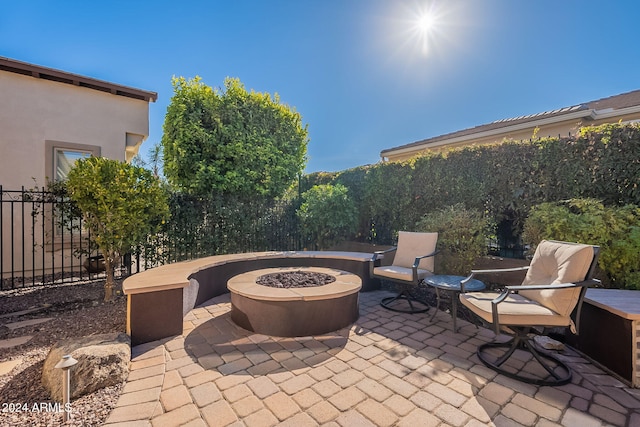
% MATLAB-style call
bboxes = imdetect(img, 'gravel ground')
[0,279,126,426]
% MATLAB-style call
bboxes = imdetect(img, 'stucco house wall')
[0,57,157,282]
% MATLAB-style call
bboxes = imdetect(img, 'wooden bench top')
[584,288,640,321]
[123,251,374,295]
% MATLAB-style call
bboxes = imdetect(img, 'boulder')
[42,333,130,402]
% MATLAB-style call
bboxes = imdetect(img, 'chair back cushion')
[393,231,438,272]
[520,240,594,317]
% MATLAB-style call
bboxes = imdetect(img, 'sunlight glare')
[417,12,436,35]
[415,10,437,55]
[375,0,474,74]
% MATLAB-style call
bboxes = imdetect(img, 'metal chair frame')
[461,242,600,386]
[370,246,437,313]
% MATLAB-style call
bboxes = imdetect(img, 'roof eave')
[381,109,596,159]
[592,104,640,120]
[0,56,158,102]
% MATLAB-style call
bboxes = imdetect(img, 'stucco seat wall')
[123,251,381,345]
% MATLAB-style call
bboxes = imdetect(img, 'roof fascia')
[592,104,640,120]
[381,109,596,158]
[0,56,157,102]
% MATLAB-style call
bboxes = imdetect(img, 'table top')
[423,274,485,292]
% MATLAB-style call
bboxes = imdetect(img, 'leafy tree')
[66,157,169,301]
[297,184,357,249]
[162,76,308,198]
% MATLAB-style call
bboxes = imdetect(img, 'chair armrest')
[461,265,530,292]
[504,279,598,292]
[371,246,397,262]
[464,266,530,280]
[410,250,439,285]
[370,247,397,277]
[412,250,439,269]
[488,278,600,335]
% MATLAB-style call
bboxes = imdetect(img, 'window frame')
[45,140,101,182]
[44,141,101,249]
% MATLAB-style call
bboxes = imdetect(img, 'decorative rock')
[0,358,22,375]
[5,317,53,330]
[42,332,130,402]
[0,335,33,349]
[83,254,106,273]
[534,335,565,350]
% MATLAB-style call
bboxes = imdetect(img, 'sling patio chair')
[459,240,600,386]
[370,231,438,313]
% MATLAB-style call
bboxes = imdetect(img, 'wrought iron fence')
[1,185,526,291]
[0,187,305,290]
[133,194,305,271]
[0,186,106,291]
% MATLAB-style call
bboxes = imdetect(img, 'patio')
[105,290,640,427]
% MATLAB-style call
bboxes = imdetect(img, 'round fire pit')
[228,267,361,337]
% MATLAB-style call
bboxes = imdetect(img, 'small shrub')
[523,198,640,289]
[67,157,169,301]
[297,184,358,250]
[415,203,489,275]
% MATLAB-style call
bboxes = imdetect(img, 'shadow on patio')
[105,290,640,426]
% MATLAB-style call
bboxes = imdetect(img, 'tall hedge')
[311,123,640,246]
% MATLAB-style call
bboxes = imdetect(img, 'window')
[55,149,91,180]
[44,141,101,246]
[45,140,101,182]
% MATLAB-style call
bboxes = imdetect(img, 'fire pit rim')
[227,267,361,302]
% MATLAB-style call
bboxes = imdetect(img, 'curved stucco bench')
[123,251,381,345]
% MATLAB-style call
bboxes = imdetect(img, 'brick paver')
[108,291,640,426]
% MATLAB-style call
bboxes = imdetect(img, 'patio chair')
[459,240,600,386]
[370,231,438,313]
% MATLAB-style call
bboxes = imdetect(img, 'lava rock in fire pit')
[256,270,336,288]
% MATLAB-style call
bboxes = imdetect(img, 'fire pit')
[228,267,361,337]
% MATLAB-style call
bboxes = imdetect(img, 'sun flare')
[416,12,436,35]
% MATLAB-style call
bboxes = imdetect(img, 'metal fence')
[132,194,305,271]
[1,186,526,291]
[0,186,107,290]
[0,187,306,291]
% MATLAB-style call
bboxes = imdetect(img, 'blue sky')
[2,1,639,173]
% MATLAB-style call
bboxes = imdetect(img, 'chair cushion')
[459,291,573,328]
[393,231,438,272]
[373,266,433,282]
[519,240,594,317]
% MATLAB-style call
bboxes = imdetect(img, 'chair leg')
[476,328,572,386]
[380,284,429,314]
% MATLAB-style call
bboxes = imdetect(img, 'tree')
[297,184,358,249]
[66,157,169,301]
[162,76,308,198]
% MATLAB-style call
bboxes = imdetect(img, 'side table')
[423,274,485,332]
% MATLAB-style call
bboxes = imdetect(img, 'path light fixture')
[54,354,78,422]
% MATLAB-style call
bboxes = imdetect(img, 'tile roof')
[381,89,640,156]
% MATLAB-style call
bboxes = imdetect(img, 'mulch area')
[0,280,126,426]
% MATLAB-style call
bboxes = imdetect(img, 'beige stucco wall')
[0,70,151,281]
[0,70,150,188]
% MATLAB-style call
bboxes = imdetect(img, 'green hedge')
[416,204,489,275]
[523,199,640,289]
[304,123,640,285]
[144,123,639,287]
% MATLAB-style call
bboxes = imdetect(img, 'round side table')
[423,274,485,332]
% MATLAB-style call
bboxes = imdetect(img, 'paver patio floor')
[105,290,640,426]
